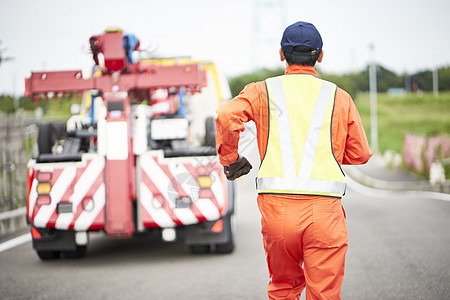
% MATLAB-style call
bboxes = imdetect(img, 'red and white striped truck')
[25,29,234,259]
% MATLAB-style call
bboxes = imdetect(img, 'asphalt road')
[1,150,449,299]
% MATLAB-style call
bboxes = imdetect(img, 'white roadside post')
[369,44,379,153]
[432,56,439,96]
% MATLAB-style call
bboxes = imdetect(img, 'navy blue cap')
[281,21,323,56]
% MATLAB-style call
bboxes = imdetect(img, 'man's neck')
[285,65,318,77]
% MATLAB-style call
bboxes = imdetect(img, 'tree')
[0,95,15,113]
[229,68,284,97]
[19,96,41,111]
[227,64,450,100]
[438,66,450,91]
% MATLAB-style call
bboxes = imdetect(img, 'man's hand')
[224,156,252,181]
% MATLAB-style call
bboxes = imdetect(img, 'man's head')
[280,21,323,66]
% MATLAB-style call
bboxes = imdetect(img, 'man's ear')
[279,48,285,62]
[317,49,324,63]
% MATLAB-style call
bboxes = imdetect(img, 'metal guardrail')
[0,207,28,236]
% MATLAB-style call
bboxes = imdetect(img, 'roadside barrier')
[0,207,27,236]
[403,133,450,181]
[0,113,37,213]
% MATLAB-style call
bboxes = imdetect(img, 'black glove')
[224,156,252,181]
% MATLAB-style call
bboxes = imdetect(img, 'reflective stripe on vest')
[257,75,346,197]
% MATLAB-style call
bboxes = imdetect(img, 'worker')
[89,35,102,66]
[215,21,372,299]
[123,33,140,64]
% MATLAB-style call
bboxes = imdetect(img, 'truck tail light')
[31,227,42,239]
[37,182,52,195]
[211,219,223,233]
[197,176,212,189]
[36,180,52,206]
[36,195,51,206]
[36,171,52,182]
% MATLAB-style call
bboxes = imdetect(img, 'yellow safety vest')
[257,75,346,198]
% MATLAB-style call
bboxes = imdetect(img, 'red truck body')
[25,29,234,259]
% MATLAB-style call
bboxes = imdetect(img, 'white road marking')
[0,233,31,253]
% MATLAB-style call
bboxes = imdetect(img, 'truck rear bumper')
[184,212,234,246]
[32,227,79,252]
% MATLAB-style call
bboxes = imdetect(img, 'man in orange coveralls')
[215,21,372,299]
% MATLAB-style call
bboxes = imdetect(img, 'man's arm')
[215,83,259,166]
[342,95,373,165]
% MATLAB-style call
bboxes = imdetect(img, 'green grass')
[354,92,450,155]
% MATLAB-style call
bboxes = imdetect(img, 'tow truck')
[25,29,234,259]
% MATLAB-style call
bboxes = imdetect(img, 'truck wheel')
[62,246,87,259]
[36,250,60,260]
[215,240,234,253]
[215,214,235,254]
[204,116,216,148]
[190,244,210,254]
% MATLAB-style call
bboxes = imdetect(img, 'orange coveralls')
[216,65,372,299]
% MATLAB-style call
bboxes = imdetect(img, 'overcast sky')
[1,0,449,96]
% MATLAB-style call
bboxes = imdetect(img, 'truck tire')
[36,250,60,260]
[62,246,87,259]
[204,116,216,148]
[215,213,235,254]
[189,244,211,254]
